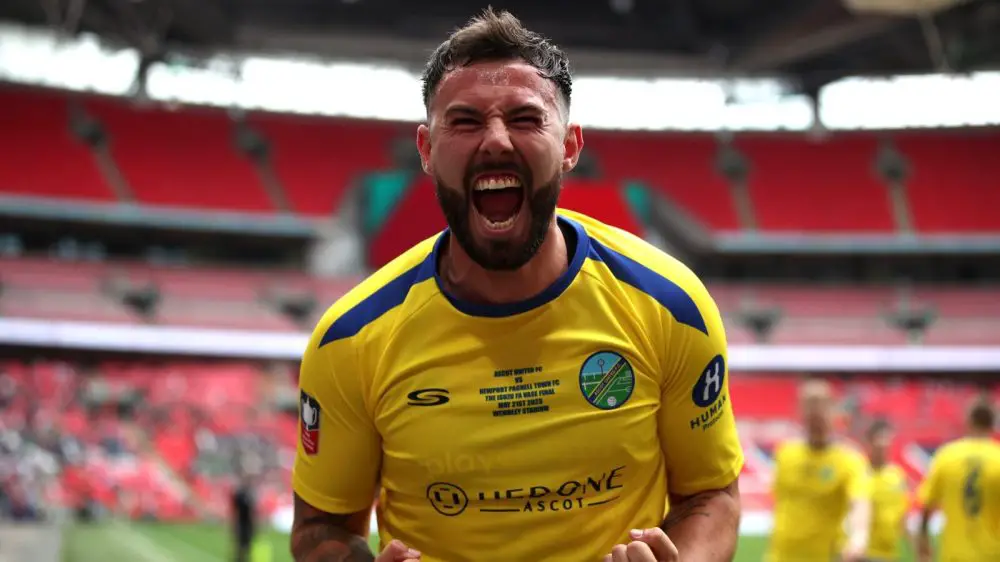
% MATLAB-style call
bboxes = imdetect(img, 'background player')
[916,397,1000,562]
[290,7,743,562]
[231,467,258,562]
[767,379,871,562]
[863,419,911,562]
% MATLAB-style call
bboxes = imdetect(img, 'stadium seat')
[0,88,114,201]
[249,114,405,216]
[367,175,447,269]
[584,133,740,231]
[767,317,908,345]
[897,131,1000,233]
[735,134,895,232]
[559,179,644,237]
[87,99,275,212]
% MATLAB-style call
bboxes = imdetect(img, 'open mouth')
[471,174,525,231]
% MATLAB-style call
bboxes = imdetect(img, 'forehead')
[432,59,559,113]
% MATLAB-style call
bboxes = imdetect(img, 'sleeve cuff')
[668,453,745,497]
[292,477,374,516]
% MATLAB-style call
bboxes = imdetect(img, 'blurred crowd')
[0,359,298,525]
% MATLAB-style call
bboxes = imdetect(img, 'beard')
[434,165,561,272]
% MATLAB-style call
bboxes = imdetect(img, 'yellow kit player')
[289,9,744,562]
[864,419,911,562]
[768,379,871,562]
[917,398,1000,562]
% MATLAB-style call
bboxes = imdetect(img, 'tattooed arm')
[290,493,375,562]
[660,479,741,561]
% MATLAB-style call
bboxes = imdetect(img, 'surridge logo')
[407,388,450,406]
[579,351,635,410]
[426,465,626,516]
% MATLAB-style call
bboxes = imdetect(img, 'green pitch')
[61,522,920,561]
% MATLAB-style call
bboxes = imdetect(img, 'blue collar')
[417,215,590,318]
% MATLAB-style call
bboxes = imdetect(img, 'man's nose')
[479,118,514,157]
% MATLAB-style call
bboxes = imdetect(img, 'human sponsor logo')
[300,390,320,455]
[426,466,626,516]
[692,355,725,408]
[407,388,450,406]
[689,355,728,432]
[689,392,728,431]
[578,351,635,410]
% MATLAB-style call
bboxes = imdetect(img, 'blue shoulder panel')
[587,239,708,335]
[319,255,436,347]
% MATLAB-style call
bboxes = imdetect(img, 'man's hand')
[602,528,679,562]
[839,542,865,562]
[374,540,420,562]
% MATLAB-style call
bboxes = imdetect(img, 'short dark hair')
[421,7,573,112]
[969,398,996,431]
[866,418,891,441]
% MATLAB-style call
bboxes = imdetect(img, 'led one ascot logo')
[427,466,627,515]
[478,465,626,514]
[578,351,635,410]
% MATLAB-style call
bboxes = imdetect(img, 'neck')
[870,458,886,469]
[968,428,992,439]
[807,433,830,450]
[441,218,568,306]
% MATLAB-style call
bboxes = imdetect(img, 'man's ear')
[561,123,584,174]
[416,124,432,175]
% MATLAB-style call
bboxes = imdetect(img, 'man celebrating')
[290,8,743,562]
[767,379,871,562]
[916,397,1000,562]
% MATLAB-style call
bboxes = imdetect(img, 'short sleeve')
[658,282,744,496]
[846,452,872,501]
[291,330,381,514]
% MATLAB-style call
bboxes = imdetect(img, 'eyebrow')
[443,105,481,119]
[443,104,545,119]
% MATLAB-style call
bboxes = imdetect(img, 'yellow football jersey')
[917,437,1000,562]
[867,463,910,560]
[767,440,871,562]
[292,209,744,562]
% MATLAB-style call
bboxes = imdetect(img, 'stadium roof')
[2,0,999,94]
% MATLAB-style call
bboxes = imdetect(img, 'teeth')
[484,210,519,230]
[474,176,521,191]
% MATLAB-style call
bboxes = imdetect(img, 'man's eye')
[451,118,479,126]
[512,117,540,124]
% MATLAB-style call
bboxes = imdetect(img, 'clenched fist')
[375,539,421,562]
[603,528,680,562]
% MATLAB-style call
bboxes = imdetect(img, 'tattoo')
[661,481,739,533]
[291,518,374,562]
[662,493,713,532]
[291,494,374,562]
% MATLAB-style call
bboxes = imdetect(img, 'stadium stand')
[3,88,997,236]
[0,358,294,522]
[3,255,1000,344]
